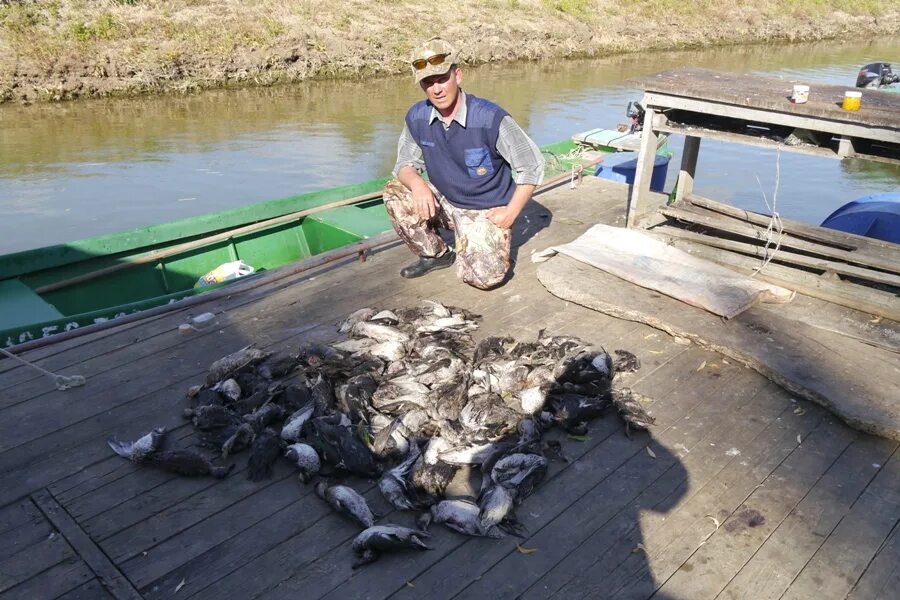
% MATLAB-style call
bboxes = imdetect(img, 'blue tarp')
[820,193,900,244]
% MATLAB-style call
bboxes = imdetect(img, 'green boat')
[0,135,660,350]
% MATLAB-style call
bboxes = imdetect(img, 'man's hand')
[487,205,520,229]
[411,184,437,221]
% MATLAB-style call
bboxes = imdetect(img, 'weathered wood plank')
[654,223,900,289]
[523,377,788,599]
[56,578,116,600]
[101,462,299,564]
[651,418,857,599]
[780,447,900,600]
[535,387,828,599]
[537,255,900,441]
[659,205,900,274]
[658,234,900,323]
[51,425,195,504]
[687,193,899,254]
[0,518,53,564]
[1,555,94,599]
[32,489,142,600]
[718,434,898,599]
[0,525,74,593]
[0,498,42,535]
[847,519,900,600]
[154,483,384,600]
[121,475,313,589]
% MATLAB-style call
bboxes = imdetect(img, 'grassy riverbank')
[1,0,898,104]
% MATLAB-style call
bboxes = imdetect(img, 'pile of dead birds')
[108,301,653,567]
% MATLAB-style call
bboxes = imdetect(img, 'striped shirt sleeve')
[496,116,545,186]
[392,123,425,178]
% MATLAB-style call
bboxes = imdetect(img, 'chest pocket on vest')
[465,146,494,178]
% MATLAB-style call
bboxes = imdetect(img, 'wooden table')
[626,68,900,227]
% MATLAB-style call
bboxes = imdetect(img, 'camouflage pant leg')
[382,179,453,258]
[438,198,511,290]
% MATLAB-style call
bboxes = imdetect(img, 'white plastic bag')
[195,260,255,288]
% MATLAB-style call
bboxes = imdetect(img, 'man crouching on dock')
[383,37,545,290]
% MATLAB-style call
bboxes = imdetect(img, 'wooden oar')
[34,190,383,294]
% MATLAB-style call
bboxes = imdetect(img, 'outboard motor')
[856,62,900,89]
[626,101,646,133]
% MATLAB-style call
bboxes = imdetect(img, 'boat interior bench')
[0,279,64,333]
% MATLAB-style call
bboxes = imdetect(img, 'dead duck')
[378,444,421,511]
[306,416,381,478]
[206,346,270,386]
[280,401,315,443]
[549,392,609,435]
[491,452,548,501]
[611,387,655,435]
[107,427,167,462]
[351,525,431,568]
[425,499,504,538]
[613,349,641,374]
[315,481,376,528]
[285,443,320,483]
[143,449,234,478]
[247,428,282,482]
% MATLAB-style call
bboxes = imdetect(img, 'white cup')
[791,84,809,104]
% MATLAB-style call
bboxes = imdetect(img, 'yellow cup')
[842,90,862,111]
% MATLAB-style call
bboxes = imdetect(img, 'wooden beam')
[32,489,142,600]
[652,225,900,288]
[653,234,900,321]
[686,194,859,250]
[643,92,900,145]
[626,106,660,228]
[674,135,701,204]
[659,205,900,274]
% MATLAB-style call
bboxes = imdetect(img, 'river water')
[1,37,898,254]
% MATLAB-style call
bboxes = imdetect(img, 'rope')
[750,150,784,277]
[0,346,86,390]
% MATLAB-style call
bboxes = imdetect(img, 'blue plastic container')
[820,192,900,243]
[596,153,670,192]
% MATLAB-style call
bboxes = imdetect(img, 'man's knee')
[382,179,411,205]
[461,265,508,290]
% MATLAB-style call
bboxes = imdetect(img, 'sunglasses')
[412,53,450,71]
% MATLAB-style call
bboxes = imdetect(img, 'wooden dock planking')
[1,556,96,599]
[780,446,900,600]
[590,394,833,599]
[521,368,783,599]
[0,177,898,599]
[847,516,900,600]
[717,434,898,599]
[645,417,858,599]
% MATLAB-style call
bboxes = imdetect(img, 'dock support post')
[674,135,700,205]
[837,136,855,158]
[626,106,660,228]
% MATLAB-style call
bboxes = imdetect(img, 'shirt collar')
[429,90,467,128]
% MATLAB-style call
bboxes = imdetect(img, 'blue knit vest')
[405,94,515,210]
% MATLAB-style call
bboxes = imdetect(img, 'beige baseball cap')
[410,37,457,84]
